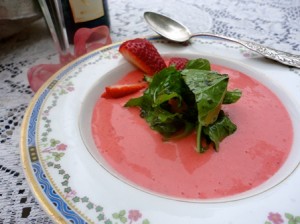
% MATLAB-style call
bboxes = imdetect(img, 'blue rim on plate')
[20,36,300,224]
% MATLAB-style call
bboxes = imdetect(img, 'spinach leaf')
[182,70,229,125]
[125,67,197,138]
[185,58,211,70]
[144,75,153,83]
[203,111,237,151]
[182,69,229,152]
[125,58,241,153]
[223,89,242,104]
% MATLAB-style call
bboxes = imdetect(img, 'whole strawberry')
[119,38,166,75]
[168,57,188,70]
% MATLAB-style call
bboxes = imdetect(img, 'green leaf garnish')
[223,89,242,104]
[203,111,237,151]
[185,58,211,70]
[125,58,241,153]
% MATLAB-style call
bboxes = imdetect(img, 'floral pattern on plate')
[21,37,300,224]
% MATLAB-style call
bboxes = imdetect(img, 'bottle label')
[69,0,104,23]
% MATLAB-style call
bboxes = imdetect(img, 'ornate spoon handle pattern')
[192,33,300,68]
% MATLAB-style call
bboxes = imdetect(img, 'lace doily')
[0,0,299,223]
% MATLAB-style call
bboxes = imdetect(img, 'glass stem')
[38,0,70,57]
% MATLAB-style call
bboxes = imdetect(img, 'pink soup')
[91,64,293,199]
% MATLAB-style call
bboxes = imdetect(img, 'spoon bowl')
[144,11,300,68]
[144,11,191,42]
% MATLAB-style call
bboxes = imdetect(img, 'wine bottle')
[61,0,110,44]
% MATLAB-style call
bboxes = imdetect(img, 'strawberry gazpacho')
[91,39,293,199]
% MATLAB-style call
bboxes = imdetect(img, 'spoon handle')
[192,33,300,68]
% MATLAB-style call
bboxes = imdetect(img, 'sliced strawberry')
[119,38,166,75]
[101,82,147,98]
[168,57,188,70]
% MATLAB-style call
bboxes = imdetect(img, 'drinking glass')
[38,0,72,62]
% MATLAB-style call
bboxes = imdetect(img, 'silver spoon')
[144,11,300,68]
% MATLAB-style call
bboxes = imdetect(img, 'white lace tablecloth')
[0,0,299,223]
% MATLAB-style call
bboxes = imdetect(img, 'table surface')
[0,0,299,223]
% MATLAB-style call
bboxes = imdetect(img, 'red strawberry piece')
[119,38,166,75]
[101,82,147,98]
[168,98,187,113]
[168,57,188,70]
